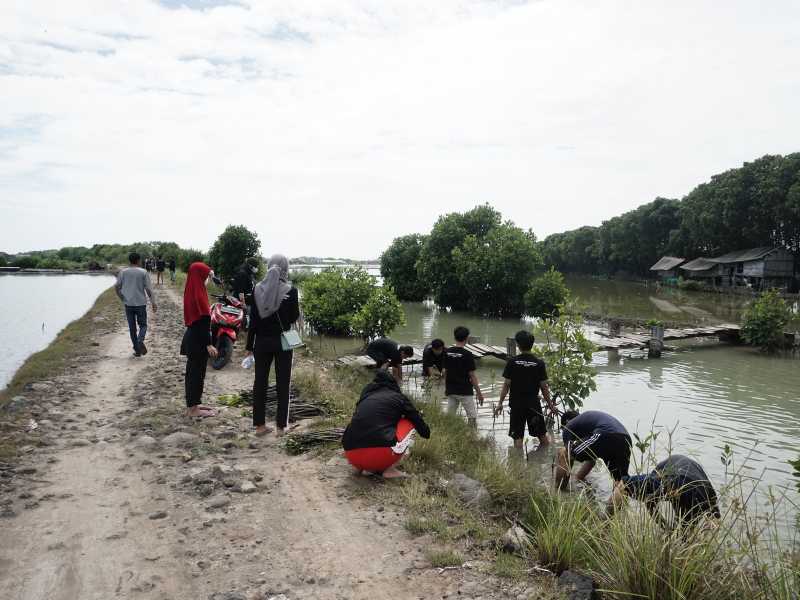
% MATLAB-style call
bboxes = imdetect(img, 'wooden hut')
[679,258,720,281]
[649,256,686,281]
[708,247,795,290]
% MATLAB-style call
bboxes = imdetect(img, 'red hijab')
[184,262,211,326]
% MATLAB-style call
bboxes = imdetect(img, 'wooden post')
[506,337,517,358]
[648,325,664,358]
[608,319,621,338]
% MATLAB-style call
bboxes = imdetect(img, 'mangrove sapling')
[284,428,345,455]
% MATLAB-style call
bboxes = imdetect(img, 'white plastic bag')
[241,355,254,370]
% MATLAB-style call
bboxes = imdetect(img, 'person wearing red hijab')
[181,262,219,417]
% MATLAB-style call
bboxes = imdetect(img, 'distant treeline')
[540,153,800,277]
[0,242,206,271]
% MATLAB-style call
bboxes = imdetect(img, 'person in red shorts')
[342,369,431,478]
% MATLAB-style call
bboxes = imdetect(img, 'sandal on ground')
[254,426,274,437]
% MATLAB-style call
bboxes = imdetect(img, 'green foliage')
[11,255,39,269]
[302,267,404,337]
[677,279,704,291]
[178,248,207,271]
[417,204,501,310]
[525,268,569,318]
[452,223,542,316]
[288,270,313,287]
[534,306,596,411]
[0,255,6,267]
[380,233,429,301]
[351,285,406,339]
[741,289,792,352]
[644,318,663,328]
[790,456,800,493]
[207,225,261,284]
[541,153,800,276]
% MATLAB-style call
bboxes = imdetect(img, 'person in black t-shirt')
[422,338,445,377]
[155,256,166,285]
[366,338,414,382]
[610,454,721,526]
[494,330,555,450]
[555,410,632,490]
[442,326,484,428]
[168,258,177,283]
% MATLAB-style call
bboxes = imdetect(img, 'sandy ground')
[0,285,548,600]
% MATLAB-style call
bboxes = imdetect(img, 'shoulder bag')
[276,311,304,351]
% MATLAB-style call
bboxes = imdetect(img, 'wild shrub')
[741,289,792,352]
[525,268,569,319]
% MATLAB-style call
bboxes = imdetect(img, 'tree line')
[540,153,800,277]
[380,205,568,317]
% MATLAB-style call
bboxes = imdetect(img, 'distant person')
[442,326,484,428]
[555,410,632,489]
[610,454,721,526]
[155,256,166,285]
[494,330,555,450]
[366,338,414,382]
[180,262,219,418]
[168,257,177,283]
[342,369,431,479]
[245,254,299,436]
[115,252,157,357]
[231,257,259,328]
[422,338,445,377]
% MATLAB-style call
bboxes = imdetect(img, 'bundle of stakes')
[284,428,345,455]
[235,387,330,423]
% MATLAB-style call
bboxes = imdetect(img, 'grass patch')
[492,553,528,580]
[0,284,118,408]
[405,515,448,537]
[425,547,465,568]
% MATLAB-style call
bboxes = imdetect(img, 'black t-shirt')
[443,346,476,396]
[168,260,176,271]
[562,410,628,446]
[366,338,402,367]
[156,259,165,271]
[502,352,547,408]
[422,345,444,375]
[231,267,255,300]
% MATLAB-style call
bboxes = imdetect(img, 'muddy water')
[387,295,800,529]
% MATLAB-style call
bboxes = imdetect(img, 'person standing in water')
[246,254,299,436]
[115,252,157,357]
[180,262,219,417]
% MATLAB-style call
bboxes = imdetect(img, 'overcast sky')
[2,1,799,259]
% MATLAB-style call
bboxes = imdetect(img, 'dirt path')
[0,285,538,600]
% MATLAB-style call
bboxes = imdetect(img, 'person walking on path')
[180,262,219,418]
[342,370,431,478]
[494,330,555,451]
[441,326,484,428]
[156,256,166,285]
[245,254,300,437]
[115,252,157,357]
[168,257,177,283]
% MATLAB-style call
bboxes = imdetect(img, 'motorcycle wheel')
[212,335,233,370]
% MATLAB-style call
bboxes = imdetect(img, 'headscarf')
[183,262,212,326]
[253,254,291,319]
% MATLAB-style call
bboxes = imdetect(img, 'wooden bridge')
[593,323,743,351]
[334,323,774,368]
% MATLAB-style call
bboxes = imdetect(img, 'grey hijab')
[254,254,291,319]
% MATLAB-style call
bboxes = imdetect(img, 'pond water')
[0,274,114,389]
[383,286,800,530]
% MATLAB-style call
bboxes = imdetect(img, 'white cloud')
[1,0,799,257]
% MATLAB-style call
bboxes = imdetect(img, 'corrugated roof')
[650,256,686,271]
[708,247,775,264]
[680,258,718,272]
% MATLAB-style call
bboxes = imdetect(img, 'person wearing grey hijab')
[246,254,300,436]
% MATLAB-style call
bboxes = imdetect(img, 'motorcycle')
[209,292,245,370]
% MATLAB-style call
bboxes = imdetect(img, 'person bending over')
[342,370,431,479]
[442,326,484,428]
[555,410,632,489]
[422,338,445,377]
[610,454,721,526]
[494,330,555,450]
[366,337,414,382]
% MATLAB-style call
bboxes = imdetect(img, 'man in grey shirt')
[115,252,157,357]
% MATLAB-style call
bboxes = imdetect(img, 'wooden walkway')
[335,341,509,368]
[593,324,742,350]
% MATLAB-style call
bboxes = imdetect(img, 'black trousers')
[185,352,208,408]
[253,348,293,428]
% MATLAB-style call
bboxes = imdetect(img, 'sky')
[2,1,799,259]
